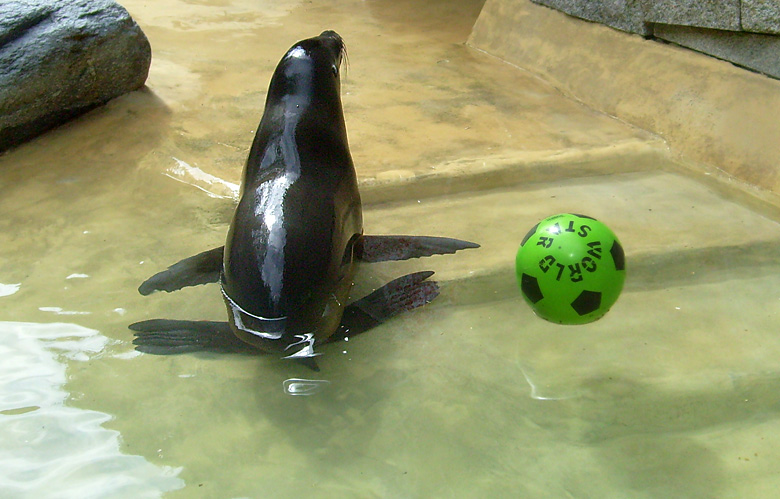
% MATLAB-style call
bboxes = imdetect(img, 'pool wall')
[468,0,780,206]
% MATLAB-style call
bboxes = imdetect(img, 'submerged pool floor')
[2,0,780,497]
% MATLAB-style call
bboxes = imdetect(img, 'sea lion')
[130,31,478,369]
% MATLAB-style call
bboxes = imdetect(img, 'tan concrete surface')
[14,0,659,201]
[469,0,780,200]
[362,170,780,291]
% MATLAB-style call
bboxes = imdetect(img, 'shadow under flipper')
[130,271,439,357]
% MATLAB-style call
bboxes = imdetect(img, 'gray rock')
[643,0,741,31]
[742,0,780,35]
[531,0,651,35]
[654,24,780,79]
[0,0,151,152]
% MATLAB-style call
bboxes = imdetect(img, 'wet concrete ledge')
[468,0,780,206]
[359,139,666,204]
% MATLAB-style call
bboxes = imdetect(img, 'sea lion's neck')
[242,100,349,183]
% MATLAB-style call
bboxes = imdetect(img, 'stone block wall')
[531,0,780,78]
[529,0,649,35]
[644,0,742,31]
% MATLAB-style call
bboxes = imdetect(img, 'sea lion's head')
[268,30,347,102]
[290,30,346,77]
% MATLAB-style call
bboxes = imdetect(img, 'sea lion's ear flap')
[355,235,479,263]
[138,246,224,295]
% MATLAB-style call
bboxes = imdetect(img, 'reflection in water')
[518,364,576,401]
[282,378,331,396]
[165,157,239,199]
[0,322,184,496]
[0,283,20,297]
[37,307,92,316]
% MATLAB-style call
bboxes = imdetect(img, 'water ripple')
[0,322,184,498]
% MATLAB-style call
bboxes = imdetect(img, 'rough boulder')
[0,0,151,152]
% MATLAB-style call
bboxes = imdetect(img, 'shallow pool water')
[3,0,780,497]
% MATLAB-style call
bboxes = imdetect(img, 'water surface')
[2,0,780,497]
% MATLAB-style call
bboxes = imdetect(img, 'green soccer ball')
[515,213,626,324]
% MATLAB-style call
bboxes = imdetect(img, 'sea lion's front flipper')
[326,271,439,343]
[139,246,224,295]
[356,235,479,263]
[130,319,251,354]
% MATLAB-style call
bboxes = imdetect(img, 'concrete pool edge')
[468,0,780,206]
[359,138,668,204]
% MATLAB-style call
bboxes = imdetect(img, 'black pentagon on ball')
[572,213,596,220]
[610,240,625,271]
[521,273,544,304]
[571,290,602,316]
[520,223,540,246]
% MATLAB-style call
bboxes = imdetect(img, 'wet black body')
[221,31,359,355]
[131,31,479,368]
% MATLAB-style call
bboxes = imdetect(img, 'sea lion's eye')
[331,64,338,76]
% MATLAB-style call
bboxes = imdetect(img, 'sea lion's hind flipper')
[326,271,439,343]
[138,246,224,295]
[357,235,479,263]
[130,319,252,354]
